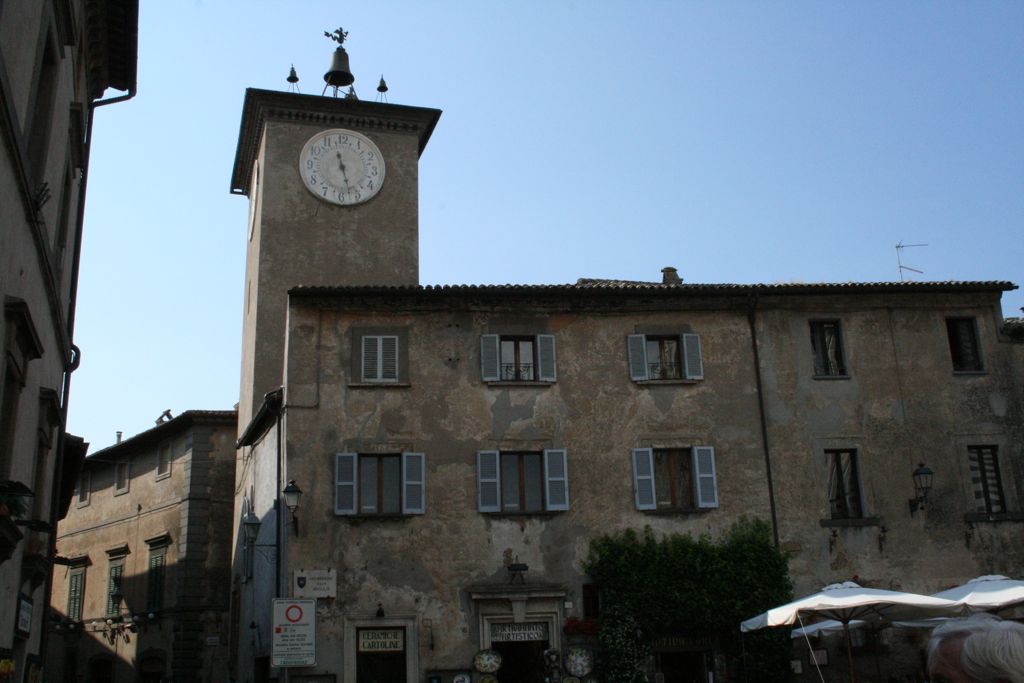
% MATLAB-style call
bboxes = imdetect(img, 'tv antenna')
[896,242,927,281]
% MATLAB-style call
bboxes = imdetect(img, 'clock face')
[299,129,385,206]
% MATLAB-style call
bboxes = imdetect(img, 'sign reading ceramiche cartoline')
[272,599,316,667]
[358,628,404,652]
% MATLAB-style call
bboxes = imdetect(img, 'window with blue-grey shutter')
[335,452,426,516]
[478,450,569,513]
[628,333,703,381]
[682,333,703,380]
[544,448,569,511]
[631,448,656,510]
[631,446,718,511]
[335,453,357,514]
[627,335,648,381]
[481,336,500,382]
[362,336,399,382]
[693,446,718,508]
[481,334,557,382]
[478,451,501,511]
[403,452,425,514]
[537,335,557,382]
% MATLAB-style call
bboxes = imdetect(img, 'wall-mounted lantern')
[283,480,302,536]
[242,510,261,542]
[908,463,934,514]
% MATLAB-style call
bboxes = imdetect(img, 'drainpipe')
[747,294,780,547]
[275,400,283,600]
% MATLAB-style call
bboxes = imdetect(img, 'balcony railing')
[647,362,681,380]
[500,363,535,381]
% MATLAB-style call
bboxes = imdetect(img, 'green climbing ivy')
[584,517,794,682]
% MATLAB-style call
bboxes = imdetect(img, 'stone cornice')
[230,88,442,196]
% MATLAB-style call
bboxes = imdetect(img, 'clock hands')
[336,152,351,187]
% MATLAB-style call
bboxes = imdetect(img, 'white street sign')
[272,598,316,667]
[293,568,337,598]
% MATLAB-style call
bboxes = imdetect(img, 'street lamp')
[282,480,302,535]
[242,510,261,542]
[908,463,934,514]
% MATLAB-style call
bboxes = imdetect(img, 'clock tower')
[230,85,441,427]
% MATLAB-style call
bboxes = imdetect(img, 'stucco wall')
[50,415,236,683]
[239,113,424,430]
[267,287,1021,682]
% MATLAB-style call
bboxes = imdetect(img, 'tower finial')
[324,27,348,46]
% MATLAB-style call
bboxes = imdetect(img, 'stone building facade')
[0,0,137,677]
[228,75,1022,683]
[48,409,236,683]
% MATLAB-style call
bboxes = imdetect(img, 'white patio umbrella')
[740,581,964,683]
[892,575,1024,628]
[934,574,1024,610]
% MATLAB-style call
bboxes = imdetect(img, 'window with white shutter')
[334,452,426,516]
[628,333,703,381]
[480,334,557,383]
[478,450,569,513]
[631,447,718,511]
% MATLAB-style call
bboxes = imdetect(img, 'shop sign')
[293,569,337,598]
[491,622,548,642]
[652,634,714,651]
[358,629,404,652]
[272,599,316,667]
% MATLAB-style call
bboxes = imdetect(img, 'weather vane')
[324,27,348,46]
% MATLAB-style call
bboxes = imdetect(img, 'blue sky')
[69,2,1023,449]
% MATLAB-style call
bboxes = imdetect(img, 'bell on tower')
[323,27,356,97]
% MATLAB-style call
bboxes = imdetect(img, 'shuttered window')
[334,452,426,516]
[146,546,167,611]
[627,333,703,381]
[631,447,718,511]
[477,449,569,513]
[480,334,557,382]
[67,567,85,621]
[947,318,983,372]
[968,445,1005,514]
[106,560,124,616]
[362,335,399,382]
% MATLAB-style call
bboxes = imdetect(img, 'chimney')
[116,431,122,444]
[661,266,682,285]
